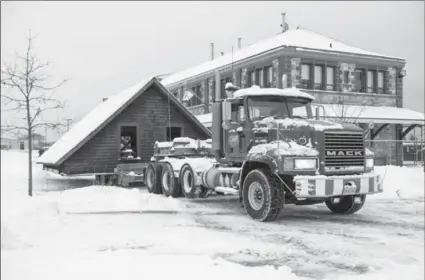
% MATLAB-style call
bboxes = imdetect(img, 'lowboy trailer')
[143,72,382,222]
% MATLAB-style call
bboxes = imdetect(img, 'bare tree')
[1,31,68,196]
[327,95,371,124]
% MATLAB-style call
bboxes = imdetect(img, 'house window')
[377,71,384,94]
[166,127,182,141]
[314,65,323,90]
[354,69,365,93]
[258,69,264,87]
[120,126,138,159]
[326,67,335,90]
[250,70,256,86]
[367,70,375,93]
[265,66,273,87]
[173,92,179,100]
[20,141,24,150]
[301,64,310,89]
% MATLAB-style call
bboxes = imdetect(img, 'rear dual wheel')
[145,163,181,197]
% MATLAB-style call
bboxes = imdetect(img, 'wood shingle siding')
[61,84,209,175]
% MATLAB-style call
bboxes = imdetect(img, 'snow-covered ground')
[1,150,424,280]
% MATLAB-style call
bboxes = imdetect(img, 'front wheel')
[242,169,284,222]
[325,195,366,214]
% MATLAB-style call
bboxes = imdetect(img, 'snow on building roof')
[38,77,211,166]
[313,104,425,126]
[161,28,404,87]
[232,86,314,100]
[196,104,425,127]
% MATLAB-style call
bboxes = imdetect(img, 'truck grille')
[324,132,365,170]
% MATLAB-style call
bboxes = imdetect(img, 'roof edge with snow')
[37,77,211,166]
[161,28,405,88]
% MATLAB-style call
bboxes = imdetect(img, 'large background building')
[160,15,424,166]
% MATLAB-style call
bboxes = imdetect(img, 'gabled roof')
[161,28,405,88]
[37,77,211,166]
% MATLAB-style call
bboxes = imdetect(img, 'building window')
[120,126,138,159]
[343,71,349,84]
[314,65,323,90]
[377,71,384,94]
[166,127,182,141]
[257,69,264,87]
[326,67,335,91]
[221,78,231,99]
[250,70,256,86]
[367,70,375,93]
[190,86,202,106]
[301,64,310,89]
[354,69,365,93]
[265,66,272,87]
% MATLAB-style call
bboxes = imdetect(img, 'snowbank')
[2,250,305,280]
[370,165,424,200]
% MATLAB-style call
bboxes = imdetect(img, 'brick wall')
[290,58,301,88]
[208,78,214,103]
[396,70,403,107]
[272,58,280,88]
[339,62,356,93]
[241,68,248,88]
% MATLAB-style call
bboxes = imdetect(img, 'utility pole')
[65,118,72,132]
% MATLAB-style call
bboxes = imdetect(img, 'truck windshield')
[247,96,312,121]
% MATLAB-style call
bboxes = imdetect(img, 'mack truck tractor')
[144,72,382,222]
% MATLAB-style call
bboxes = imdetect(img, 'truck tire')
[161,163,181,198]
[179,164,200,199]
[325,195,366,214]
[242,168,284,222]
[145,163,163,194]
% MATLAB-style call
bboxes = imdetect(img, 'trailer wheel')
[179,164,200,199]
[145,163,163,194]
[161,163,181,198]
[325,195,366,214]
[242,168,284,222]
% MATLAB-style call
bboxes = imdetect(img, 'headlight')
[366,158,374,169]
[294,158,317,170]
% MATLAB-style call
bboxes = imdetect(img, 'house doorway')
[120,126,138,158]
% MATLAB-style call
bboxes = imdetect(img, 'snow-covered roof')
[313,104,425,126]
[38,77,211,166]
[196,105,425,127]
[232,86,314,100]
[161,28,404,87]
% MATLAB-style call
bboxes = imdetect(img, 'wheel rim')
[248,182,264,211]
[147,168,154,190]
[183,169,193,194]
[162,169,171,191]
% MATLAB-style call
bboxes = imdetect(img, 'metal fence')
[365,139,424,166]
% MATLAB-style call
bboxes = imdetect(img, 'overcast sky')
[1,1,424,140]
